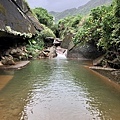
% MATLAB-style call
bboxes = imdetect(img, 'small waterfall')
[55,46,67,59]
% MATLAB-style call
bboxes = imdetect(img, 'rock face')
[0,0,42,38]
[93,51,120,69]
[60,33,74,49]
[67,43,103,60]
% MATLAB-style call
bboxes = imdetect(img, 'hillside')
[50,0,112,22]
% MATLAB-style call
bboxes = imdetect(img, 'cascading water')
[55,46,67,59]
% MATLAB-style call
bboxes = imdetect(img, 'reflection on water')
[0,75,13,90]
[0,59,120,120]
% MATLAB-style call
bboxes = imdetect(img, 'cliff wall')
[0,0,42,39]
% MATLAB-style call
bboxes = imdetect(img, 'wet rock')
[28,55,33,59]
[0,61,2,66]
[38,49,50,58]
[56,46,67,54]
[94,51,120,69]
[48,46,57,58]
[44,37,54,48]
[108,58,120,69]
[53,38,62,46]
[3,46,28,61]
[93,55,105,66]
[38,46,57,59]
[10,48,24,59]
[1,55,15,65]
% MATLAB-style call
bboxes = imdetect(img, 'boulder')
[3,46,28,60]
[1,55,15,65]
[53,38,62,46]
[48,46,57,58]
[44,37,54,48]
[38,46,57,59]
[93,55,105,66]
[60,33,74,49]
[67,43,103,59]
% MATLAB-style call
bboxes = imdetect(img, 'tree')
[33,7,54,28]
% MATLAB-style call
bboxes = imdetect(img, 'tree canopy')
[33,7,54,28]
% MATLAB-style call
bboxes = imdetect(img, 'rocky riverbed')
[90,67,120,84]
[0,61,30,70]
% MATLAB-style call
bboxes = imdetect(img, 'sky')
[26,0,90,12]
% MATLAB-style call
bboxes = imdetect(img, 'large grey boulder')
[67,43,103,60]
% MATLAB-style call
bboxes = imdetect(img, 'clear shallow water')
[0,59,120,120]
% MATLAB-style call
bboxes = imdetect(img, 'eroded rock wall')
[67,43,103,60]
[0,0,42,38]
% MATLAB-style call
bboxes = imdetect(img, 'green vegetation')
[33,7,54,29]
[57,15,82,39]
[50,0,112,22]
[57,0,120,68]
[26,7,56,57]
[74,0,120,51]
[26,24,56,57]
[25,0,119,68]
[39,24,56,39]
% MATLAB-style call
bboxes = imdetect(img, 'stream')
[0,58,120,120]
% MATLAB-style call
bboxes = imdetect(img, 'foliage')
[50,0,112,22]
[48,23,60,37]
[26,32,44,57]
[26,7,56,57]
[74,0,120,52]
[71,0,119,68]
[97,0,120,51]
[26,24,56,57]
[33,7,54,28]
[74,6,110,45]
[58,15,82,39]
[39,24,56,39]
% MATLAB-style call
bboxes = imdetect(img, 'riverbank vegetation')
[53,0,119,69]
[26,0,120,68]
[17,0,119,69]
[25,7,56,58]
[1,0,119,69]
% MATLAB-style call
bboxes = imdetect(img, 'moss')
[0,4,6,15]
[4,25,32,38]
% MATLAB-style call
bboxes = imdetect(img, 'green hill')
[50,0,112,22]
